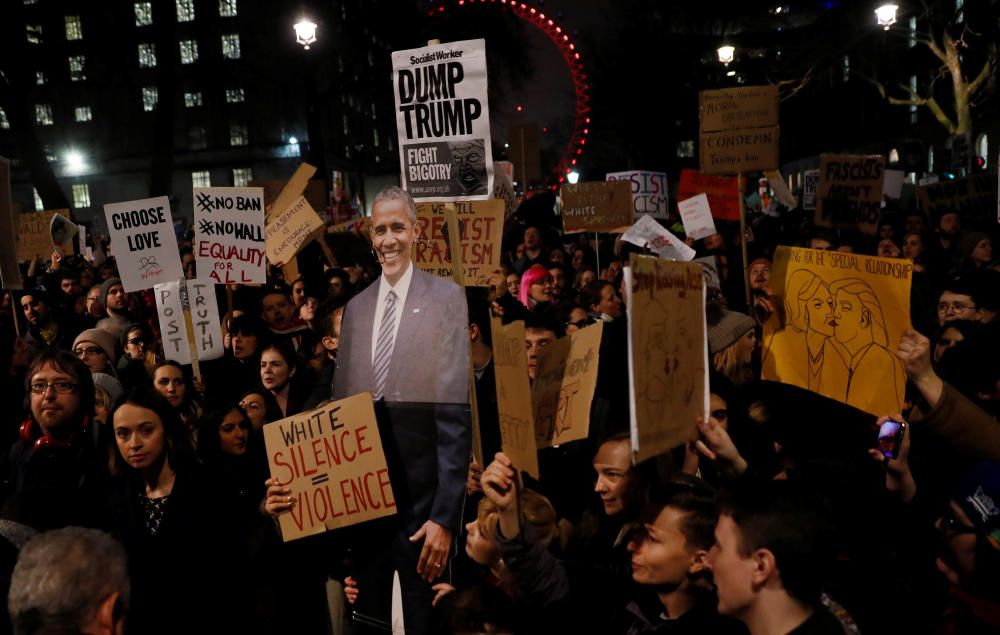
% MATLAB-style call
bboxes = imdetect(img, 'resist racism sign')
[193,187,265,284]
[762,246,911,416]
[531,321,603,449]
[413,199,503,286]
[104,197,183,292]
[491,317,539,479]
[815,154,885,234]
[264,393,397,542]
[392,39,494,201]
[561,180,634,233]
[606,171,669,221]
[626,256,708,463]
[153,279,225,365]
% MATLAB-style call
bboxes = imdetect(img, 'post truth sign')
[392,39,494,202]
[193,187,266,284]
[561,180,634,233]
[815,154,885,235]
[699,85,779,175]
[103,197,183,292]
[263,393,397,542]
[413,199,503,286]
[153,279,224,365]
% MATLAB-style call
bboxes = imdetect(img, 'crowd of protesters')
[0,183,999,635]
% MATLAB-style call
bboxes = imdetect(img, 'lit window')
[184,92,203,108]
[233,167,253,187]
[69,55,86,81]
[142,87,158,112]
[842,55,850,82]
[36,72,46,86]
[0,108,9,130]
[33,189,44,212]
[221,33,240,59]
[229,123,248,146]
[189,126,207,150]
[373,128,379,148]
[977,134,988,168]
[35,104,53,126]
[225,88,244,103]
[176,0,195,22]
[72,183,91,209]
[65,15,83,40]
[25,0,39,5]
[74,106,92,122]
[342,114,349,136]
[910,76,918,124]
[928,146,935,173]
[219,0,238,17]
[370,103,377,119]
[192,170,211,188]
[676,140,695,158]
[134,2,153,27]
[908,17,917,48]
[344,144,351,159]
[138,43,157,68]
[27,24,42,45]
[179,40,199,64]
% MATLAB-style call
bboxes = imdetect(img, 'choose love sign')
[103,197,183,292]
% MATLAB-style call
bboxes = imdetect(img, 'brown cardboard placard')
[491,317,539,478]
[814,154,885,234]
[699,85,780,133]
[265,195,326,266]
[561,180,634,233]
[699,126,780,176]
[18,209,74,262]
[532,321,603,449]
[413,199,503,286]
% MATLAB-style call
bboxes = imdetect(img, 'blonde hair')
[477,488,565,551]
[713,335,752,384]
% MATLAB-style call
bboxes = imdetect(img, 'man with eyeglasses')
[935,277,998,327]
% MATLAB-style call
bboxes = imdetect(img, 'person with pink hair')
[518,264,554,311]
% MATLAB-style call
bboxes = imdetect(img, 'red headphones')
[19,416,90,451]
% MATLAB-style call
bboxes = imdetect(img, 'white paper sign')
[677,194,718,241]
[765,171,798,209]
[104,197,183,292]
[193,187,266,284]
[621,215,696,261]
[606,171,669,220]
[392,39,494,201]
[883,170,905,199]
[154,278,224,365]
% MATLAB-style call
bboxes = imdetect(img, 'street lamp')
[717,44,735,66]
[64,150,85,175]
[294,19,317,50]
[567,171,580,184]
[875,4,898,30]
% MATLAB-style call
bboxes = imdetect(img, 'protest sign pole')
[443,204,465,287]
[9,292,20,339]
[178,280,202,384]
[738,173,751,307]
[595,233,601,273]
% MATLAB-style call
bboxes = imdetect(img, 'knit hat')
[959,232,989,259]
[73,329,117,362]
[707,303,755,355]
[952,462,1000,550]
[91,373,124,406]
[99,277,123,308]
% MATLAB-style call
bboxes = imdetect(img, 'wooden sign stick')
[738,173,751,307]
[178,280,202,385]
[9,291,20,339]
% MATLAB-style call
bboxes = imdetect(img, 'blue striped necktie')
[373,290,397,399]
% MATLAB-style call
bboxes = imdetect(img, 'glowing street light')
[875,4,898,30]
[294,19,317,50]
[288,136,299,145]
[717,44,735,66]
[64,150,85,174]
[567,171,580,184]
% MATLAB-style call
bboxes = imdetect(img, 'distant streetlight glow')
[726,70,737,77]
[717,44,735,66]
[294,19,317,49]
[567,171,580,184]
[875,4,898,30]
[64,150,85,174]
[288,136,299,145]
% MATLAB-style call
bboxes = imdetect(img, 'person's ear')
[469,323,480,343]
[751,548,777,586]
[321,336,337,352]
[861,308,871,328]
[94,591,122,633]
[688,549,710,576]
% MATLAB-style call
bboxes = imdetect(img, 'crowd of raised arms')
[0,184,999,635]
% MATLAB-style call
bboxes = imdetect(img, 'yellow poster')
[762,246,912,416]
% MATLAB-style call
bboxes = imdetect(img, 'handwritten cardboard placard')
[626,255,708,463]
[492,161,517,219]
[532,321,603,449]
[606,171,669,221]
[917,173,995,223]
[765,170,798,209]
[761,246,911,416]
[699,85,780,176]
[815,154,885,234]
[561,180,634,233]
[620,216,696,262]
[699,126,780,175]
[413,199,503,286]
[103,197,183,292]
[265,195,325,266]
[193,187,266,284]
[328,216,371,236]
[18,209,74,262]
[678,194,718,241]
[0,157,23,289]
[491,317,539,478]
[678,169,740,221]
[251,166,326,222]
[263,393,397,542]
[154,278,225,365]
[802,169,820,210]
[700,85,780,133]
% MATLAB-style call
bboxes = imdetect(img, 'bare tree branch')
[965,51,997,98]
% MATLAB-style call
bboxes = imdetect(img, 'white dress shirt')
[371,261,414,364]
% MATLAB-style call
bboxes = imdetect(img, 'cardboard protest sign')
[883,169,905,200]
[699,85,780,133]
[491,317,539,478]
[492,161,517,219]
[620,216,696,261]
[392,39,493,201]
[606,171,669,221]
[678,169,740,221]
[154,278,225,365]
[918,173,995,222]
[103,197,183,292]
[699,127,780,175]
[49,213,77,247]
[761,246,911,416]
[0,157,22,289]
[252,173,327,222]
[531,321,603,449]
[802,169,820,210]
[626,255,708,462]
[18,209,74,262]
[677,194,718,241]
[815,154,885,234]
[699,85,780,176]
[265,195,325,266]
[765,170,798,209]
[413,199,503,286]
[561,181,634,233]
[263,393,397,542]
[328,216,371,236]
[193,187,265,284]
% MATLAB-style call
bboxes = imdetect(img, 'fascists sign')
[606,171,669,221]
[815,154,885,234]
[193,187,265,284]
[264,393,397,542]
[154,278,225,365]
[561,180,634,233]
[413,199,503,286]
[392,39,494,201]
[104,197,183,292]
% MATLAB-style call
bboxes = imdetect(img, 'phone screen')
[877,419,904,459]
